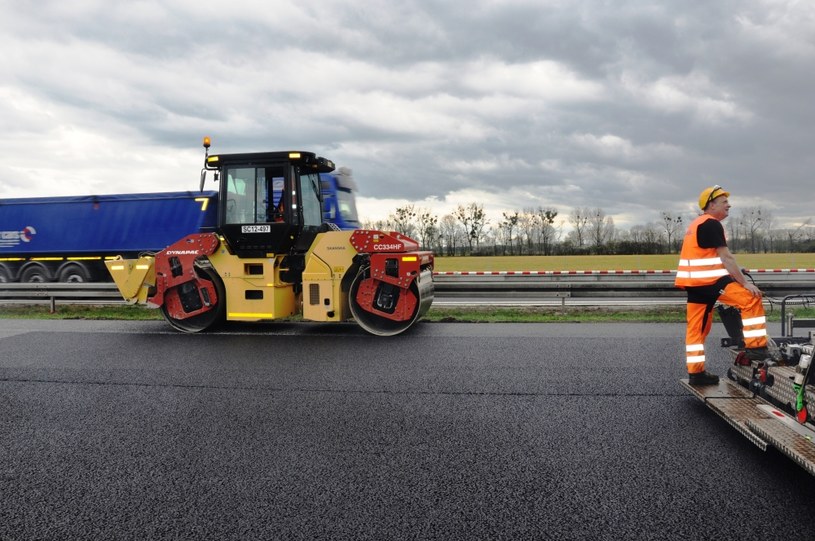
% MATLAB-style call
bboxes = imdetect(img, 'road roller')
[105,139,434,336]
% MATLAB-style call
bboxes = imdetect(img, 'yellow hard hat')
[698,185,730,210]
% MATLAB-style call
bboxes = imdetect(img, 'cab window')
[299,172,323,227]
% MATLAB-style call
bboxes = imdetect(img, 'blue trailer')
[0,191,218,282]
[320,167,360,230]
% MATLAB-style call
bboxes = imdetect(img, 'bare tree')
[726,216,742,252]
[642,222,663,247]
[604,215,616,247]
[491,224,508,256]
[661,212,684,252]
[537,207,558,255]
[626,225,644,244]
[569,207,590,248]
[499,211,520,255]
[738,206,764,253]
[454,203,488,254]
[361,218,394,231]
[438,214,462,256]
[369,200,811,256]
[518,209,538,255]
[588,208,614,249]
[389,204,417,238]
[416,208,438,251]
[785,218,812,251]
[759,208,776,252]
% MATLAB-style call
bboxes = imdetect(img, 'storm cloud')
[1,0,813,230]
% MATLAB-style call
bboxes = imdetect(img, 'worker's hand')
[744,282,763,297]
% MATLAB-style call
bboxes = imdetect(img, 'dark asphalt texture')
[1,319,814,540]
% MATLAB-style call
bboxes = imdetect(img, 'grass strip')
[1,304,813,324]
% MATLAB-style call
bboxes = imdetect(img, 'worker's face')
[707,195,730,220]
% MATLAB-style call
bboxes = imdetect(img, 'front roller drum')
[349,267,434,336]
[160,265,226,333]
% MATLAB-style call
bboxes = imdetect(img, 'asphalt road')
[2,319,814,540]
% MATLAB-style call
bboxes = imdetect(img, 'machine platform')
[680,378,815,475]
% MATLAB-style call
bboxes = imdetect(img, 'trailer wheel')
[20,263,53,283]
[160,264,226,333]
[57,262,95,283]
[0,265,11,283]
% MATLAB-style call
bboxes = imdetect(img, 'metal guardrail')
[0,283,125,312]
[432,269,815,299]
[0,270,813,310]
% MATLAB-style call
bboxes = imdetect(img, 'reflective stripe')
[687,356,705,365]
[684,257,724,267]
[742,316,766,326]
[677,268,729,279]
[743,329,767,338]
[686,344,705,352]
[691,269,728,279]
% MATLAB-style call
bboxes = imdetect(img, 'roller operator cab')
[105,139,434,336]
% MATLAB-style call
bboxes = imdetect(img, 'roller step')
[681,379,815,475]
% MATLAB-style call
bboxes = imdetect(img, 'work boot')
[688,371,720,386]
[744,347,770,361]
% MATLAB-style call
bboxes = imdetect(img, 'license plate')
[241,225,271,233]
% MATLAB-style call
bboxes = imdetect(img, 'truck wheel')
[0,265,11,283]
[58,263,95,283]
[160,265,226,333]
[20,264,53,283]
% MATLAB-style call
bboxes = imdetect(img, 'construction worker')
[675,185,769,386]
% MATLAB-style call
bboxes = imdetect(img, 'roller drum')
[349,266,434,336]
[415,268,434,320]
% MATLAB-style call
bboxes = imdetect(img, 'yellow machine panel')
[208,247,296,322]
[301,231,357,323]
[105,256,156,304]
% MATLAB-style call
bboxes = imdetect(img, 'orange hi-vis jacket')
[675,215,729,289]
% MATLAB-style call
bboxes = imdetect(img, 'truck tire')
[20,263,53,283]
[57,262,95,283]
[0,264,11,283]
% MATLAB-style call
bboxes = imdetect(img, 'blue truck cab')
[320,167,360,230]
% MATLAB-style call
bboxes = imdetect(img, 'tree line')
[361,204,815,256]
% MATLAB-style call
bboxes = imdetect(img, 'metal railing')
[432,269,815,300]
[1,270,813,311]
[778,294,815,336]
[0,283,125,312]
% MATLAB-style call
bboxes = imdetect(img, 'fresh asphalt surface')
[2,319,815,540]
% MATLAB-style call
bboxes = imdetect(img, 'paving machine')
[106,138,434,336]
[681,302,815,475]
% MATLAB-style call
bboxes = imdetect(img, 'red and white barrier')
[433,268,815,276]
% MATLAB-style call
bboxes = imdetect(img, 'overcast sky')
[1,0,813,232]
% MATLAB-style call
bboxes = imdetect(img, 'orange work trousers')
[685,282,768,374]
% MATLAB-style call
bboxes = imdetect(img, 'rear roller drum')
[160,265,226,333]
